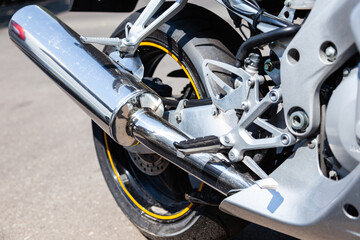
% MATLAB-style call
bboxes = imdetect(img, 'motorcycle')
[8,0,360,239]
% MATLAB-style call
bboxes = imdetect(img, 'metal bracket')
[80,0,187,56]
[108,51,144,80]
[222,86,295,161]
[203,59,256,112]
[283,0,315,10]
[173,99,187,124]
[203,59,295,162]
[278,6,296,22]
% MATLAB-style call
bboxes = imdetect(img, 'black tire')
[93,3,246,240]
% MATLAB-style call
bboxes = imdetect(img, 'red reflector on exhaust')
[11,21,25,40]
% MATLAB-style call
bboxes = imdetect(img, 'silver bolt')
[269,41,276,49]
[343,68,350,77]
[281,134,291,145]
[175,115,181,123]
[325,46,337,62]
[234,77,242,88]
[284,0,292,7]
[269,90,280,102]
[224,136,230,144]
[247,77,255,87]
[329,170,338,180]
[241,102,249,111]
[229,149,240,161]
[290,110,309,131]
[308,139,316,149]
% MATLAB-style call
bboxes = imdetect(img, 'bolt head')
[247,77,255,87]
[325,46,337,61]
[224,136,230,144]
[175,115,181,123]
[241,102,249,111]
[269,90,280,102]
[228,149,240,161]
[308,139,316,149]
[281,134,291,145]
[234,77,242,88]
[343,68,350,77]
[264,62,273,72]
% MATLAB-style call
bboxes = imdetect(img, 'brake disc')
[128,152,169,176]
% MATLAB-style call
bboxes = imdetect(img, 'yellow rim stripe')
[139,42,201,99]
[105,132,200,220]
[104,41,204,220]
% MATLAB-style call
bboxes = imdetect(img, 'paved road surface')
[0,1,296,239]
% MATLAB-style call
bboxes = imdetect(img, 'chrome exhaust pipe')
[9,5,163,147]
[9,5,254,195]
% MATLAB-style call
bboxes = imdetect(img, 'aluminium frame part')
[280,0,358,137]
[202,59,257,112]
[220,85,295,161]
[203,59,295,161]
[167,104,239,139]
[220,139,360,240]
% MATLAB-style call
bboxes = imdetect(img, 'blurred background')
[0,1,297,239]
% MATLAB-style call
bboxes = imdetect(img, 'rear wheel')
[93,4,246,239]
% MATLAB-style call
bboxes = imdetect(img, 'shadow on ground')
[0,0,70,28]
[234,223,298,240]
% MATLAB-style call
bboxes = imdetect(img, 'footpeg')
[174,135,224,156]
[80,36,122,48]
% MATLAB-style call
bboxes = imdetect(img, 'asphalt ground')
[0,1,297,239]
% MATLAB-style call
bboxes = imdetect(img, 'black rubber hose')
[235,25,301,67]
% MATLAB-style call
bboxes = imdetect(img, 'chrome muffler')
[9,5,163,147]
[9,5,254,195]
